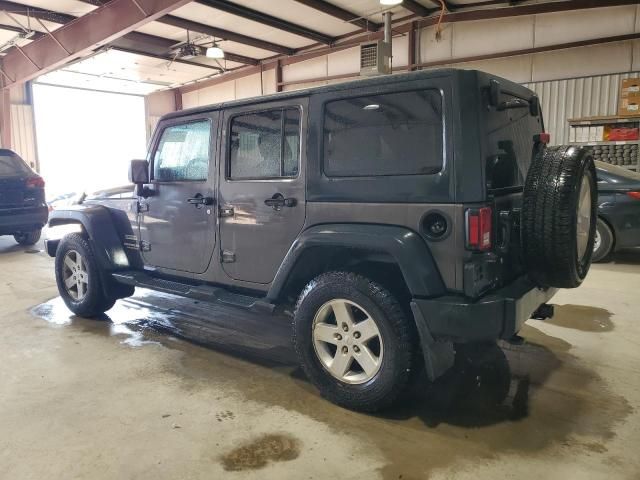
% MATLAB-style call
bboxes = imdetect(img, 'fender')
[47,205,137,270]
[267,223,446,301]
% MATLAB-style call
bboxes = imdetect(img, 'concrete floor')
[1,235,639,480]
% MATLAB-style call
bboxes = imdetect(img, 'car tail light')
[535,132,551,144]
[466,207,492,251]
[25,176,45,189]
[627,191,640,200]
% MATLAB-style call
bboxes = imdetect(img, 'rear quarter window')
[0,153,29,176]
[322,89,443,177]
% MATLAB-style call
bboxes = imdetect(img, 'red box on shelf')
[607,127,640,141]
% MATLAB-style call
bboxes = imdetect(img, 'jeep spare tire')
[521,145,597,288]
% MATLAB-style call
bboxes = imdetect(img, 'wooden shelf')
[572,140,639,146]
[568,115,640,125]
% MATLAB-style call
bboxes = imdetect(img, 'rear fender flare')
[268,223,446,301]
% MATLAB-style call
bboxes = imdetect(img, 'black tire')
[292,271,415,412]
[55,233,117,317]
[14,229,41,246]
[592,217,614,263]
[522,145,597,288]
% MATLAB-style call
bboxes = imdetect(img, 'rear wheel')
[14,229,41,246]
[592,217,614,263]
[55,233,116,317]
[293,271,415,412]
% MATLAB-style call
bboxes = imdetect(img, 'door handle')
[264,193,296,210]
[187,193,214,206]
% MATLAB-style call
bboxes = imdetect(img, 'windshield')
[0,152,30,177]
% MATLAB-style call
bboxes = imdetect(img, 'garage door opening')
[32,84,147,199]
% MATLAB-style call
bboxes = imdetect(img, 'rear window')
[0,153,29,176]
[323,89,443,177]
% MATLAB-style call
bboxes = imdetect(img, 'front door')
[139,115,217,274]
[218,100,307,284]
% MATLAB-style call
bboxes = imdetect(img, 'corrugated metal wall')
[524,72,640,145]
[10,104,38,170]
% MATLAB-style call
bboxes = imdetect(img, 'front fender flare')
[48,205,133,270]
[267,223,446,301]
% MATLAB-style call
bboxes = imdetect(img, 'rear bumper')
[412,276,557,343]
[0,205,48,234]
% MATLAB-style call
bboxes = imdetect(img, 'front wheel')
[292,271,416,412]
[14,229,41,246]
[55,233,116,317]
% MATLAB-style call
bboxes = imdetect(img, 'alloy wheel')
[62,250,89,301]
[312,299,384,384]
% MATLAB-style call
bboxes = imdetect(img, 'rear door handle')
[187,193,214,206]
[264,193,296,209]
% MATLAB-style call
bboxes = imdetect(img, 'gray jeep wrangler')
[46,69,597,412]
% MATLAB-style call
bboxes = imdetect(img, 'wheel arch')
[48,205,136,270]
[267,224,446,303]
[597,214,616,250]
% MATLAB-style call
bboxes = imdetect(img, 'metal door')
[218,99,307,284]
[139,115,217,274]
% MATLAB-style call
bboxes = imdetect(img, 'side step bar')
[111,271,276,314]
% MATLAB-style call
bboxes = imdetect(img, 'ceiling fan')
[168,31,226,69]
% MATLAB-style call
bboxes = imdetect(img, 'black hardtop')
[162,68,534,122]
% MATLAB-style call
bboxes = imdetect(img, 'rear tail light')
[627,191,640,200]
[25,176,45,189]
[466,207,492,251]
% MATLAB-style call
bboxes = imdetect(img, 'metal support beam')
[0,0,195,87]
[275,59,283,93]
[195,0,334,45]
[78,0,295,55]
[408,21,417,71]
[402,0,434,17]
[293,0,380,32]
[0,1,74,24]
[0,88,10,148]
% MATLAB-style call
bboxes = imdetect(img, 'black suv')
[0,149,48,245]
[46,69,597,411]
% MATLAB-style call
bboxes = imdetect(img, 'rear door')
[218,99,307,284]
[139,114,217,274]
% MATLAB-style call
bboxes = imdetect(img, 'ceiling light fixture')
[380,0,402,5]
[206,45,224,59]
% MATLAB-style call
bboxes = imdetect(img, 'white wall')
[182,71,274,109]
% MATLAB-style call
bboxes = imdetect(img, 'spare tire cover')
[521,145,597,288]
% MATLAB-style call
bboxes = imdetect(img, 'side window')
[154,120,211,182]
[323,89,443,177]
[229,108,300,180]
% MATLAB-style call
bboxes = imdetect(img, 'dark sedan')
[594,161,640,262]
[0,149,48,246]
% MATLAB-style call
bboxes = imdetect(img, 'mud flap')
[410,301,456,381]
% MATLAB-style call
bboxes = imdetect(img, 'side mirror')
[129,159,152,197]
[129,159,149,184]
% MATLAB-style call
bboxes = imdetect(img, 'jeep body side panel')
[47,205,141,270]
[303,202,464,292]
[267,224,446,301]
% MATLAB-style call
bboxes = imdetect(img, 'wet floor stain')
[30,292,634,479]
[220,434,300,471]
[546,304,614,332]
